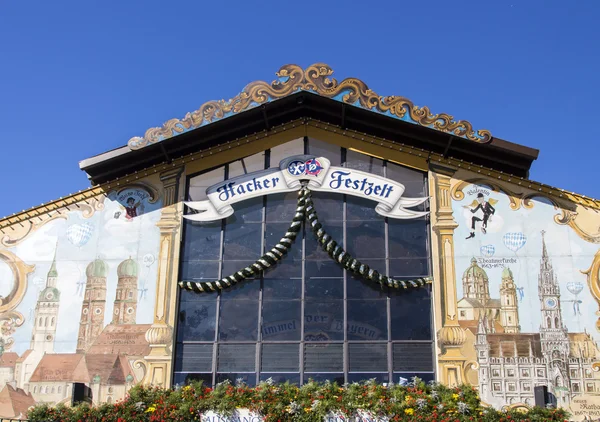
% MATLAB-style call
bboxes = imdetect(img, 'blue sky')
[1,1,598,219]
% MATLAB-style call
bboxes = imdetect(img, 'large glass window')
[173,138,433,387]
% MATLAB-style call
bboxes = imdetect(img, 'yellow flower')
[452,393,459,400]
[404,408,414,415]
[183,385,192,391]
[146,405,157,413]
[304,407,312,413]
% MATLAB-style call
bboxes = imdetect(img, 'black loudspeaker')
[534,385,549,407]
[72,383,92,406]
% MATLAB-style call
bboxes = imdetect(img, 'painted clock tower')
[537,230,570,403]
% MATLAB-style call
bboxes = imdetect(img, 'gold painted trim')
[582,249,600,331]
[127,63,492,149]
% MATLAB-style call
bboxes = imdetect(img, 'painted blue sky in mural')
[0,1,599,217]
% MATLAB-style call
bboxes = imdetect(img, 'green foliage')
[27,378,569,422]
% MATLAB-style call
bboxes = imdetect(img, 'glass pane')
[303,374,344,385]
[347,373,390,384]
[347,301,388,340]
[386,162,426,198]
[304,343,344,372]
[393,342,433,372]
[216,373,256,387]
[349,343,387,371]
[219,301,259,341]
[228,152,265,178]
[260,373,300,385]
[388,219,429,259]
[180,260,219,282]
[217,344,256,372]
[305,277,343,300]
[311,191,343,222]
[390,286,432,340]
[221,261,261,281]
[265,223,302,261]
[261,344,299,372]
[347,266,388,299]
[304,301,343,341]
[263,278,302,300]
[188,167,225,201]
[177,301,217,342]
[305,221,343,261]
[218,277,260,301]
[182,222,222,261]
[261,301,301,340]
[389,258,429,278]
[174,343,213,372]
[173,372,213,387]
[179,288,219,302]
[263,260,301,279]
[266,191,298,223]
[346,196,381,221]
[307,138,341,166]
[223,221,262,260]
[305,260,343,278]
[269,138,304,166]
[346,220,385,258]
[345,150,383,176]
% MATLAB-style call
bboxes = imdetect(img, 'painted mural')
[0,182,165,409]
[450,179,600,411]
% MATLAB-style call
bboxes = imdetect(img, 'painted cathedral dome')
[117,258,138,278]
[502,267,514,278]
[86,259,108,278]
[463,257,488,280]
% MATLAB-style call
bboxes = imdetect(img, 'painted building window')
[521,369,530,377]
[492,369,501,378]
[493,382,501,392]
[506,368,515,377]
[573,383,580,393]
[174,138,432,386]
[570,369,578,378]
[586,383,594,393]
[507,383,516,392]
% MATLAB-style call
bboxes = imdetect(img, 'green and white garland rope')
[179,186,432,293]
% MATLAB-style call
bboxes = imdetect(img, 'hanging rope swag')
[179,185,432,293]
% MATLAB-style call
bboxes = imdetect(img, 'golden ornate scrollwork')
[582,250,600,331]
[0,194,106,247]
[0,250,34,351]
[128,63,492,149]
[450,178,537,211]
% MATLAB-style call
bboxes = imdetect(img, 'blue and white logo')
[287,160,306,176]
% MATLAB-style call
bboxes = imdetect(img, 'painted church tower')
[31,252,60,353]
[499,267,520,333]
[112,258,139,324]
[537,231,571,402]
[77,259,108,352]
[462,257,491,303]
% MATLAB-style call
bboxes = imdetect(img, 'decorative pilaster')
[430,164,466,387]
[144,166,184,387]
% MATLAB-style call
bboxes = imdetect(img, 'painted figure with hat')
[464,193,497,239]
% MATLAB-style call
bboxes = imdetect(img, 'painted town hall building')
[0,63,599,418]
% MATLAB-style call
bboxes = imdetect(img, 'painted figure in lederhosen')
[124,197,141,220]
[464,193,496,239]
